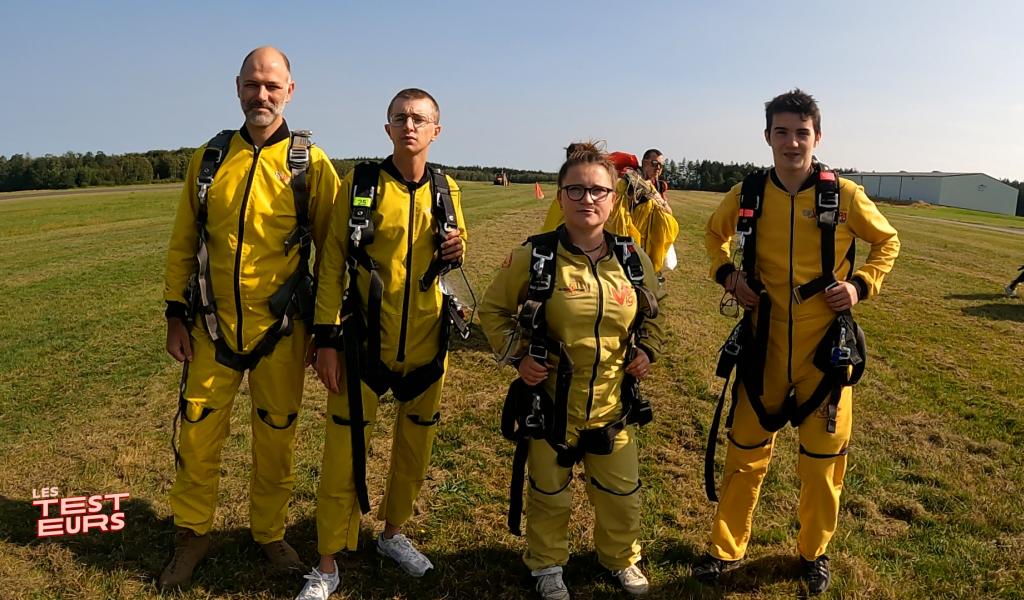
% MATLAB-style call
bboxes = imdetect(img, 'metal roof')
[845,171,977,178]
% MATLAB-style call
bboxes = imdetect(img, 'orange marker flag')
[535,182,545,200]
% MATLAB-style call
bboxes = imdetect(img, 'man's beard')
[244,102,282,126]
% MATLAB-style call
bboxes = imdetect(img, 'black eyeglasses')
[645,159,664,169]
[560,185,613,202]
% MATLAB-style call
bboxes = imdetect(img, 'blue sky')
[3,1,1022,179]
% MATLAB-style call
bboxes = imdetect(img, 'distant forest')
[1,149,1021,200]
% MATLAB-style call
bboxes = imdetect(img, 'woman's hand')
[624,348,651,379]
[517,355,550,386]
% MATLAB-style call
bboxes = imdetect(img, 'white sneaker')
[532,566,570,600]
[377,533,434,577]
[295,562,339,600]
[1006,285,1018,298]
[612,564,649,596]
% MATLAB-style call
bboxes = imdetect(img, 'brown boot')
[158,527,210,591]
[261,539,304,573]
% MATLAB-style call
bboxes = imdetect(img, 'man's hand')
[517,355,550,386]
[166,317,193,362]
[624,348,651,379]
[725,270,758,310]
[316,347,343,394]
[825,281,860,312]
[441,227,464,262]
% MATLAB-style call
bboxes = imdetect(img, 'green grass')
[0,183,1022,599]
[879,200,1024,230]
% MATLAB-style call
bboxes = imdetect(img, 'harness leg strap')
[343,320,372,515]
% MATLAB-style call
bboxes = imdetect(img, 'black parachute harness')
[704,166,867,502]
[336,161,471,514]
[172,129,315,468]
[500,228,659,535]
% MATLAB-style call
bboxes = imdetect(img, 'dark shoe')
[158,527,210,590]
[261,539,304,573]
[800,555,831,595]
[692,554,740,583]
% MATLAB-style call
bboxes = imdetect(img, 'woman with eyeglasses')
[479,142,666,599]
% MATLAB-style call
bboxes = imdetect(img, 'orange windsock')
[535,182,545,200]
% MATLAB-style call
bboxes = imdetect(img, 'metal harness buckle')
[529,247,554,291]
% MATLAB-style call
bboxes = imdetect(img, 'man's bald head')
[236,46,294,131]
[240,46,292,80]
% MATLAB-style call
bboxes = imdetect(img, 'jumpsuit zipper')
[233,145,261,352]
[787,192,796,384]
[396,184,415,362]
[585,256,605,419]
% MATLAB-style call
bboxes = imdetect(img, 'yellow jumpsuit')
[704,170,899,561]
[626,175,679,273]
[479,228,666,571]
[313,157,467,555]
[541,177,678,272]
[163,123,341,543]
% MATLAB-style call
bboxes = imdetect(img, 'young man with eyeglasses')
[295,88,467,600]
[699,89,899,595]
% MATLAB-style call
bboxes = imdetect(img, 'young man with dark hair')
[698,88,900,595]
[295,88,467,600]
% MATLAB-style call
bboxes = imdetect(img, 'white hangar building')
[843,171,1022,216]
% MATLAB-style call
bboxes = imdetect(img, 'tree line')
[0,150,559,192]
[1,149,1020,203]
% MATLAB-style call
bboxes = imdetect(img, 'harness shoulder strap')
[792,166,846,304]
[195,130,235,226]
[419,166,462,290]
[737,169,768,276]
[284,130,313,258]
[349,161,381,250]
[524,231,559,302]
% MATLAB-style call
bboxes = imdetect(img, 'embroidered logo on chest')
[275,170,291,185]
[559,280,589,297]
[611,284,635,306]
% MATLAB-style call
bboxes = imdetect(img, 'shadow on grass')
[0,493,733,598]
[961,303,1024,323]
[945,293,1010,301]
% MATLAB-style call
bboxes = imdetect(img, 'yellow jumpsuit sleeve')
[314,173,354,328]
[478,245,532,357]
[307,147,342,275]
[163,147,205,305]
[704,184,742,283]
[844,182,900,298]
[448,176,468,255]
[635,249,667,363]
[540,198,564,232]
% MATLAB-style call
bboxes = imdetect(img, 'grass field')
[0,181,1022,599]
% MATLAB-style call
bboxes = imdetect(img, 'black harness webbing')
[704,167,866,502]
[501,228,658,534]
[173,129,315,467]
[189,129,315,371]
[341,161,460,514]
